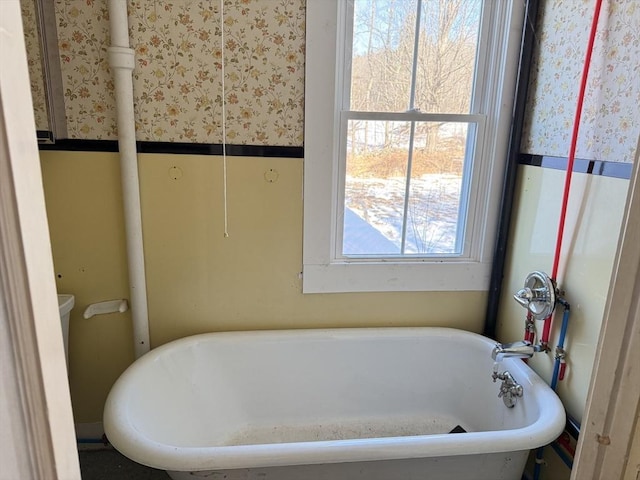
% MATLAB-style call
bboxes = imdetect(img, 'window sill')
[302,261,492,293]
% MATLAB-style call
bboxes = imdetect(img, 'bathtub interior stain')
[225,415,468,446]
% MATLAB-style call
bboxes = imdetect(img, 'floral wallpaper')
[49,0,305,146]
[21,0,50,132]
[56,1,117,139]
[129,1,305,145]
[522,0,640,163]
[34,0,638,157]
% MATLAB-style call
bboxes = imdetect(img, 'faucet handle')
[513,271,556,319]
[514,287,533,308]
[493,369,524,408]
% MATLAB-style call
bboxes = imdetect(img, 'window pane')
[350,0,418,112]
[404,123,468,254]
[342,120,470,256]
[350,0,481,114]
[343,120,409,255]
[414,0,481,113]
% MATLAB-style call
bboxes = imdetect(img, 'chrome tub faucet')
[492,340,542,362]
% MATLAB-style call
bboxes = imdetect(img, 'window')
[303,0,525,293]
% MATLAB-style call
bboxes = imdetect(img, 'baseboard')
[75,422,111,450]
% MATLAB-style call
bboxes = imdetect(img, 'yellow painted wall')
[41,150,486,422]
[497,166,628,420]
[496,165,629,479]
[41,151,135,424]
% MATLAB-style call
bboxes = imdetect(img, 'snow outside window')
[303,0,525,293]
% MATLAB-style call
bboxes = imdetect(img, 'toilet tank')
[57,294,74,367]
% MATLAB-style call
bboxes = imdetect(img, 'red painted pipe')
[541,313,552,351]
[541,0,603,346]
[559,359,567,381]
[557,431,575,457]
[524,311,535,344]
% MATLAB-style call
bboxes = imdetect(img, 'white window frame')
[303,0,525,293]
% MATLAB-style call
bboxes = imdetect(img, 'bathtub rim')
[103,327,566,472]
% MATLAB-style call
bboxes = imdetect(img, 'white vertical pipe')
[107,0,150,359]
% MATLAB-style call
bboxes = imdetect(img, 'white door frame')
[0,2,80,478]
[571,135,640,480]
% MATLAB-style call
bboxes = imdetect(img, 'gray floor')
[79,449,170,480]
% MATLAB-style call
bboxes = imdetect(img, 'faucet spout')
[492,341,540,362]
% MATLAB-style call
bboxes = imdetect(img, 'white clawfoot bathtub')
[103,328,565,480]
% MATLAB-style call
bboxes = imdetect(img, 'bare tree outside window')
[343,0,481,256]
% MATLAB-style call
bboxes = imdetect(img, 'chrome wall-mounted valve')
[513,271,557,320]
